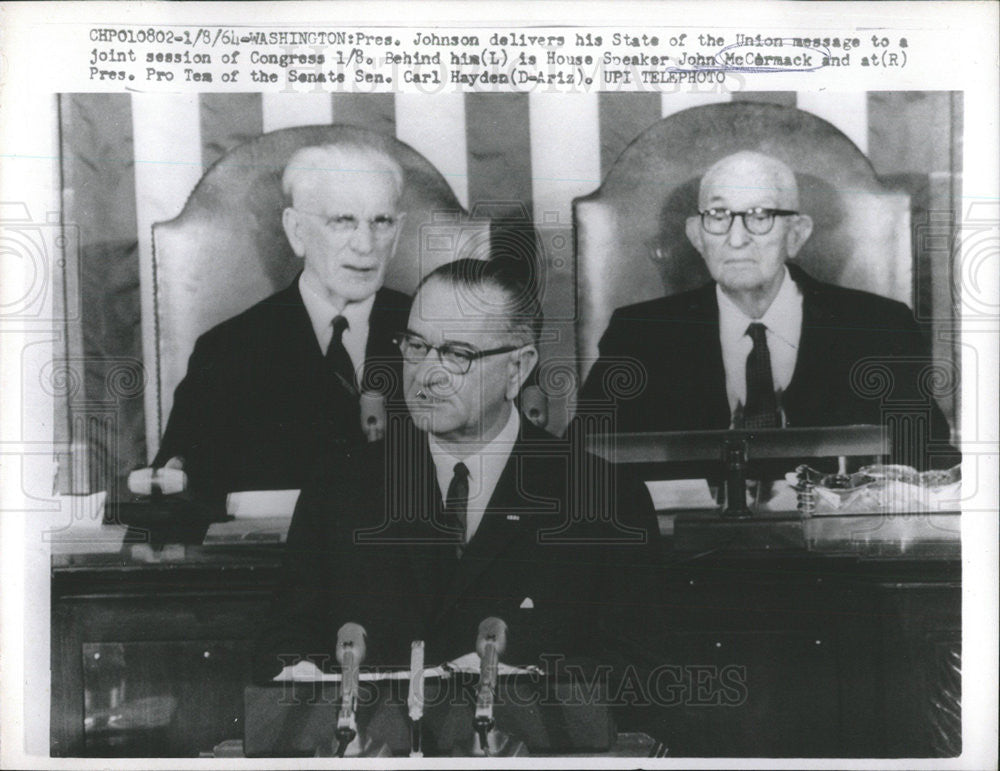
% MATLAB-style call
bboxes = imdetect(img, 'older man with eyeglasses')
[152,142,412,500]
[578,151,958,470]
[256,258,663,722]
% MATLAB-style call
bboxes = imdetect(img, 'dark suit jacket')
[254,416,662,681]
[577,264,958,470]
[155,280,411,496]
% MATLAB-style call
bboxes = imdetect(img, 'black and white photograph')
[1,2,997,768]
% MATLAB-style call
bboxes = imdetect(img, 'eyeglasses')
[699,207,799,236]
[395,331,524,375]
[294,208,400,238]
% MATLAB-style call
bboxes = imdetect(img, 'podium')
[243,672,619,757]
[586,425,889,551]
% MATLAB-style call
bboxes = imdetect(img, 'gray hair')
[282,142,404,203]
[418,257,543,346]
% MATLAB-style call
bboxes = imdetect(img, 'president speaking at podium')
[255,257,661,682]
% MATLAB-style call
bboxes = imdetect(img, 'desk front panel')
[51,544,960,757]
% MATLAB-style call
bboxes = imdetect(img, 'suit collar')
[682,284,731,428]
[427,407,521,544]
[684,280,721,319]
[693,264,838,422]
[779,264,839,420]
[364,287,409,374]
[298,272,377,357]
[684,264,836,429]
[786,261,823,291]
[268,278,325,365]
[427,419,559,623]
[276,274,409,364]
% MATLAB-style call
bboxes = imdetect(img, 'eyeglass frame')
[395,330,527,375]
[698,207,800,236]
[291,207,402,238]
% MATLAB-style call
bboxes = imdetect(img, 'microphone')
[334,623,366,757]
[359,391,386,442]
[408,640,425,757]
[521,385,548,429]
[474,617,508,750]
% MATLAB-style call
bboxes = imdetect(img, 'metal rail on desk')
[584,425,888,464]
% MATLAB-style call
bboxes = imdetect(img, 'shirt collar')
[427,405,521,489]
[717,266,802,348]
[298,272,376,347]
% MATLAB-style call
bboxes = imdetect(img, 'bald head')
[685,150,813,318]
[699,151,800,211]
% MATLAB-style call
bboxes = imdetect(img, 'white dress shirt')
[298,273,375,387]
[428,405,521,545]
[717,266,803,422]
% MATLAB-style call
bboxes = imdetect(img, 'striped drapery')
[57,91,961,492]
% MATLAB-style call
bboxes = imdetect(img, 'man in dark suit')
[578,151,958,470]
[151,142,412,498]
[255,257,661,681]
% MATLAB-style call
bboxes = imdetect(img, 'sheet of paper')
[43,493,130,555]
[50,491,107,529]
[47,525,129,555]
[644,479,717,510]
[274,651,542,682]
[225,489,300,518]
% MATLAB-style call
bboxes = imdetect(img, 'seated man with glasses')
[256,257,662,706]
[151,142,411,500]
[577,150,958,470]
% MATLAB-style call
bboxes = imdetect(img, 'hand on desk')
[127,456,188,496]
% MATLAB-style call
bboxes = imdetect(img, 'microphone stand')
[408,641,425,758]
[469,618,528,757]
[318,623,390,758]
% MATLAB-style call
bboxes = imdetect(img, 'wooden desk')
[51,516,960,758]
[51,544,282,757]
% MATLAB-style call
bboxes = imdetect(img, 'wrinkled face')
[282,170,401,306]
[685,155,811,297]
[403,279,536,445]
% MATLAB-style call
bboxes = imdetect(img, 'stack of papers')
[203,490,302,544]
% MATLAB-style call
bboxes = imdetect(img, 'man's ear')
[685,215,705,254]
[506,345,539,401]
[785,214,813,259]
[282,207,306,258]
[387,211,406,263]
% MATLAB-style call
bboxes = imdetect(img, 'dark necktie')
[442,461,470,554]
[743,322,779,429]
[325,315,358,397]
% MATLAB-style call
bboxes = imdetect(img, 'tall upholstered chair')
[149,125,489,455]
[574,102,913,386]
